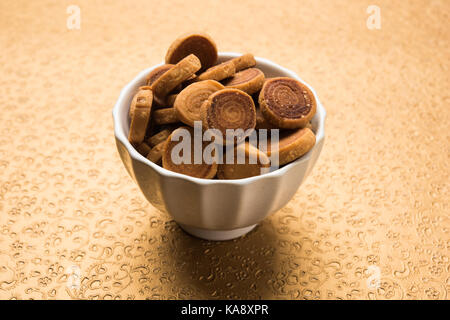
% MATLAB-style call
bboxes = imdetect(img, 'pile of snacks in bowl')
[128,33,317,180]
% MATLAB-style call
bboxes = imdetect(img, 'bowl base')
[178,223,257,241]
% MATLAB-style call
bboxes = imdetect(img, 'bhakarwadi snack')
[174,80,224,127]
[223,68,265,95]
[127,33,318,179]
[146,66,179,106]
[229,53,256,72]
[151,54,201,99]
[162,126,218,179]
[259,77,316,129]
[196,60,236,82]
[128,88,153,145]
[129,91,139,119]
[153,108,179,125]
[201,88,256,145]
[129,86,152,119]
[165,33,218,71]
[146,64,174,86]
[217,142,270,179]
[147,141,165,164]
[266,127,316,165]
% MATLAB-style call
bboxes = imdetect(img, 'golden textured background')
[0,0,448,300]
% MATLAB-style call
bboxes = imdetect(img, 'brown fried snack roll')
[129,86,152,119]
[147,129,171,147]
[162,126,218,179]
[128,89,153,145]
[223,68,265,95]
[174,80,224,127]
[153,108,179,125]
[217,142,270,179]
[145,64,174,86]
[136,142,151,157]
[229,53,256,72]
[267,127,316,166]
[146,65,181,106]
[151,54,201,100]
[147,141,165,164]
[196,60,235,82]
[165,33,218,71]
[128,91,139,119]
[259,77,317,129]
[201,88,256,145]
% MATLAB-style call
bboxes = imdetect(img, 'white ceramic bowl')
[113,52,326,241]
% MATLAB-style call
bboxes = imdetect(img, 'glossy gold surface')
[0,0,448,299]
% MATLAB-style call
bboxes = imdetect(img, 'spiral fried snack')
[162,126,218,179]
[229,53,256,72]
[196,61,235,82]
[267,127,316,166]
[145,66,177,106]
[174,80,224,127]
[259,77,316,129]
[223,68,265,95]
[217,142,270,179]
[128,88,153,145]
[151,54,201,100]
[129,86,152,119]
[165,33,217,71]
[128,91,139,120]
[145,64,174,86]
[147,141,165,164]
[201,88,256,145]
[153,108,179,125]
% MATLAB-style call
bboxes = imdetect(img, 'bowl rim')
[113,52,326,185]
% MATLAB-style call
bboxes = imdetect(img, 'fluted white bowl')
[113,52,326,240]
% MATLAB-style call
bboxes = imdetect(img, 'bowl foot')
[178,223,257,241]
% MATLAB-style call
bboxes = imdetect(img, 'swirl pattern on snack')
[259,77,316,129]
[201,88,256,145]
[174,80,224,127]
